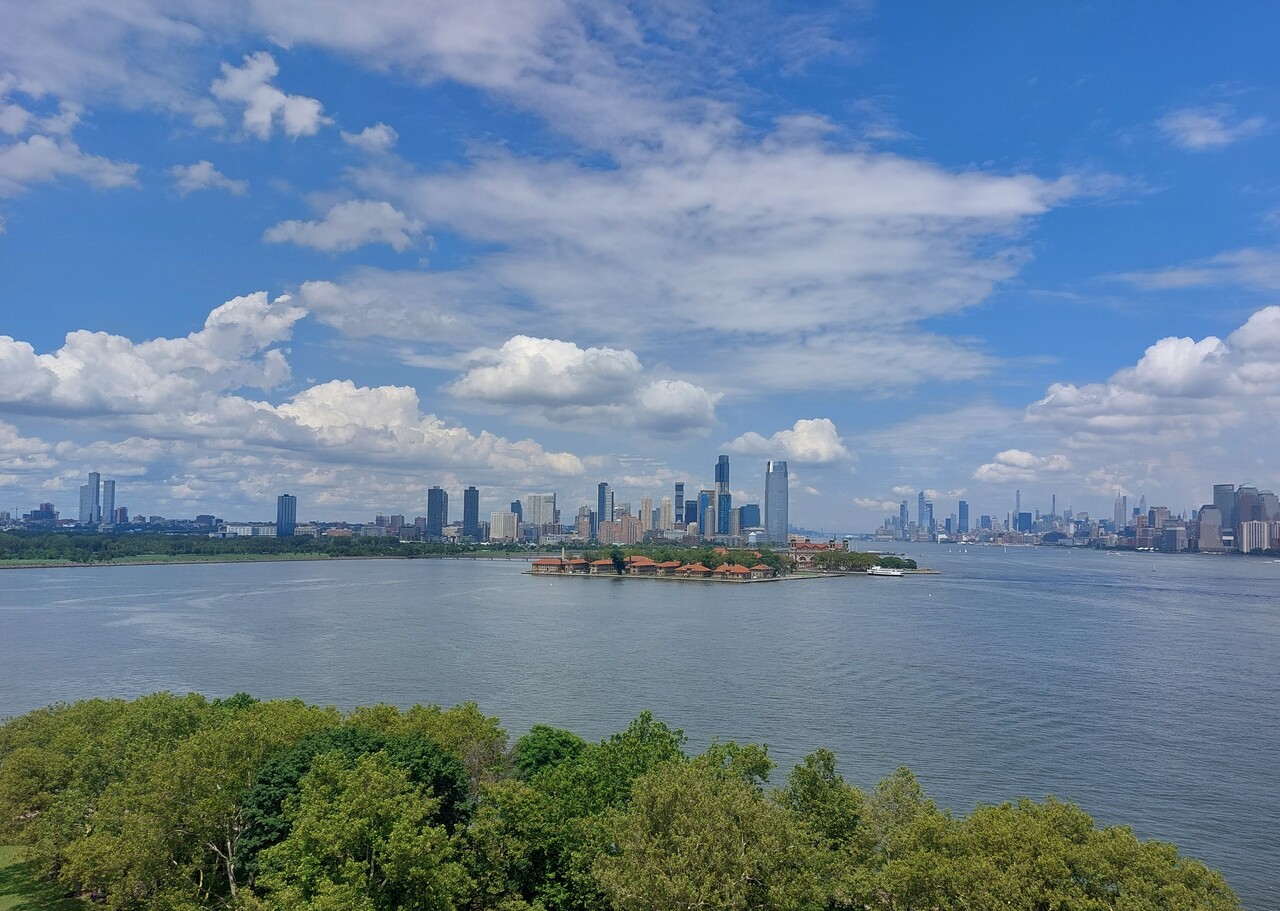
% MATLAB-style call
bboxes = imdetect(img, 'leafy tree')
[346,703,509,795]
[512,726,586,781]
[237,727,470,884]
[594,760,825,911]
[779,749,865,846]
[253,752,469,911]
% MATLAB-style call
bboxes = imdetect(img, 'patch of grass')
[0,847,83,911]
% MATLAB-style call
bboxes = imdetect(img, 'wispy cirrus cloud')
[1157,104,1267,151]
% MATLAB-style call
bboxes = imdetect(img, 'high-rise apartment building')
[1239,520,1269,554]
[596,482,613,539]
[489,511,519,542]
[79,471,102,524]
[524,494,557,528]
[659,496,674,530]
[764,460,788,544]
[276,494,297,536]
[638,494,653,532]
[714,455,731,536]
[427,486,448,538]
[463,486,480,539]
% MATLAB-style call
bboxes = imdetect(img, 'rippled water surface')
[2,546,1277,907]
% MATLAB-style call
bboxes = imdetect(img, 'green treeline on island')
[0,532,916,574]
[0,694,1237,911]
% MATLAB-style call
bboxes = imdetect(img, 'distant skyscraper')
[685,499,697,526]
[276,494,297,536]
[596,483,614,539]
[510,500,523,522]
[639,494,653,532]
[674,483,684,524]
[714,455,731,535]
[1113,494,1128,531]
[1015,489,1021,517]
[739,503,761,529]
[697,489,713,539]
[427,486,448,538]
[764,460,788,544]
[917,491,925,530]
[958,500,969,533]
[659,496,674,530]
[899,502,908,540]
[79,471,102,524]
[101,480,115,526]
[1197,505,1223,552]
[463,486,480,539]
[1212,484,1235,535]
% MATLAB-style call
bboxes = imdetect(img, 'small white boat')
[867,566,904,577]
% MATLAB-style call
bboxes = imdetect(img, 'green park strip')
[0,845,83,911]
[0,694,1240,911]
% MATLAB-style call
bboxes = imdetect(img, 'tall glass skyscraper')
[463,486,480,539]
[426,486,448,538]
[276,493,297,536]
[101,480,115,526]
[714,455,731,536]
[596,482,613,538]
[764,459,788,544]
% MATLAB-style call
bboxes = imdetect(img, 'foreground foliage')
[0,695,1239,911]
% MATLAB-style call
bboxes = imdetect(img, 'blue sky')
[2,2,1279,529]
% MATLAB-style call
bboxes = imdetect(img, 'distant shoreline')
[0,553,548,571]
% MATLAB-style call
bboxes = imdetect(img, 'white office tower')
[764,460,789,544]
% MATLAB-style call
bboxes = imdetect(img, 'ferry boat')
[866,566,904,577]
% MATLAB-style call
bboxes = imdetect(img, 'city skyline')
[3,7,1280,526]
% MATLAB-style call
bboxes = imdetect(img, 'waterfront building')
[427,486,448,538]
[463,486,480,539]
[276,494,297,537]
[764,460,788,544]
[1239,520,1269,554]
[1197,505,1223,552]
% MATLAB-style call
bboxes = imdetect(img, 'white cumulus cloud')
[0,292,305,415]
[264,200,425,252]
[448,336,720,435]
[725,418,852,465]
[0,133,137,196]
[341,122,398,153]
[973,449,1073,483]
[169,160,248,196]
[210,51,330,139]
